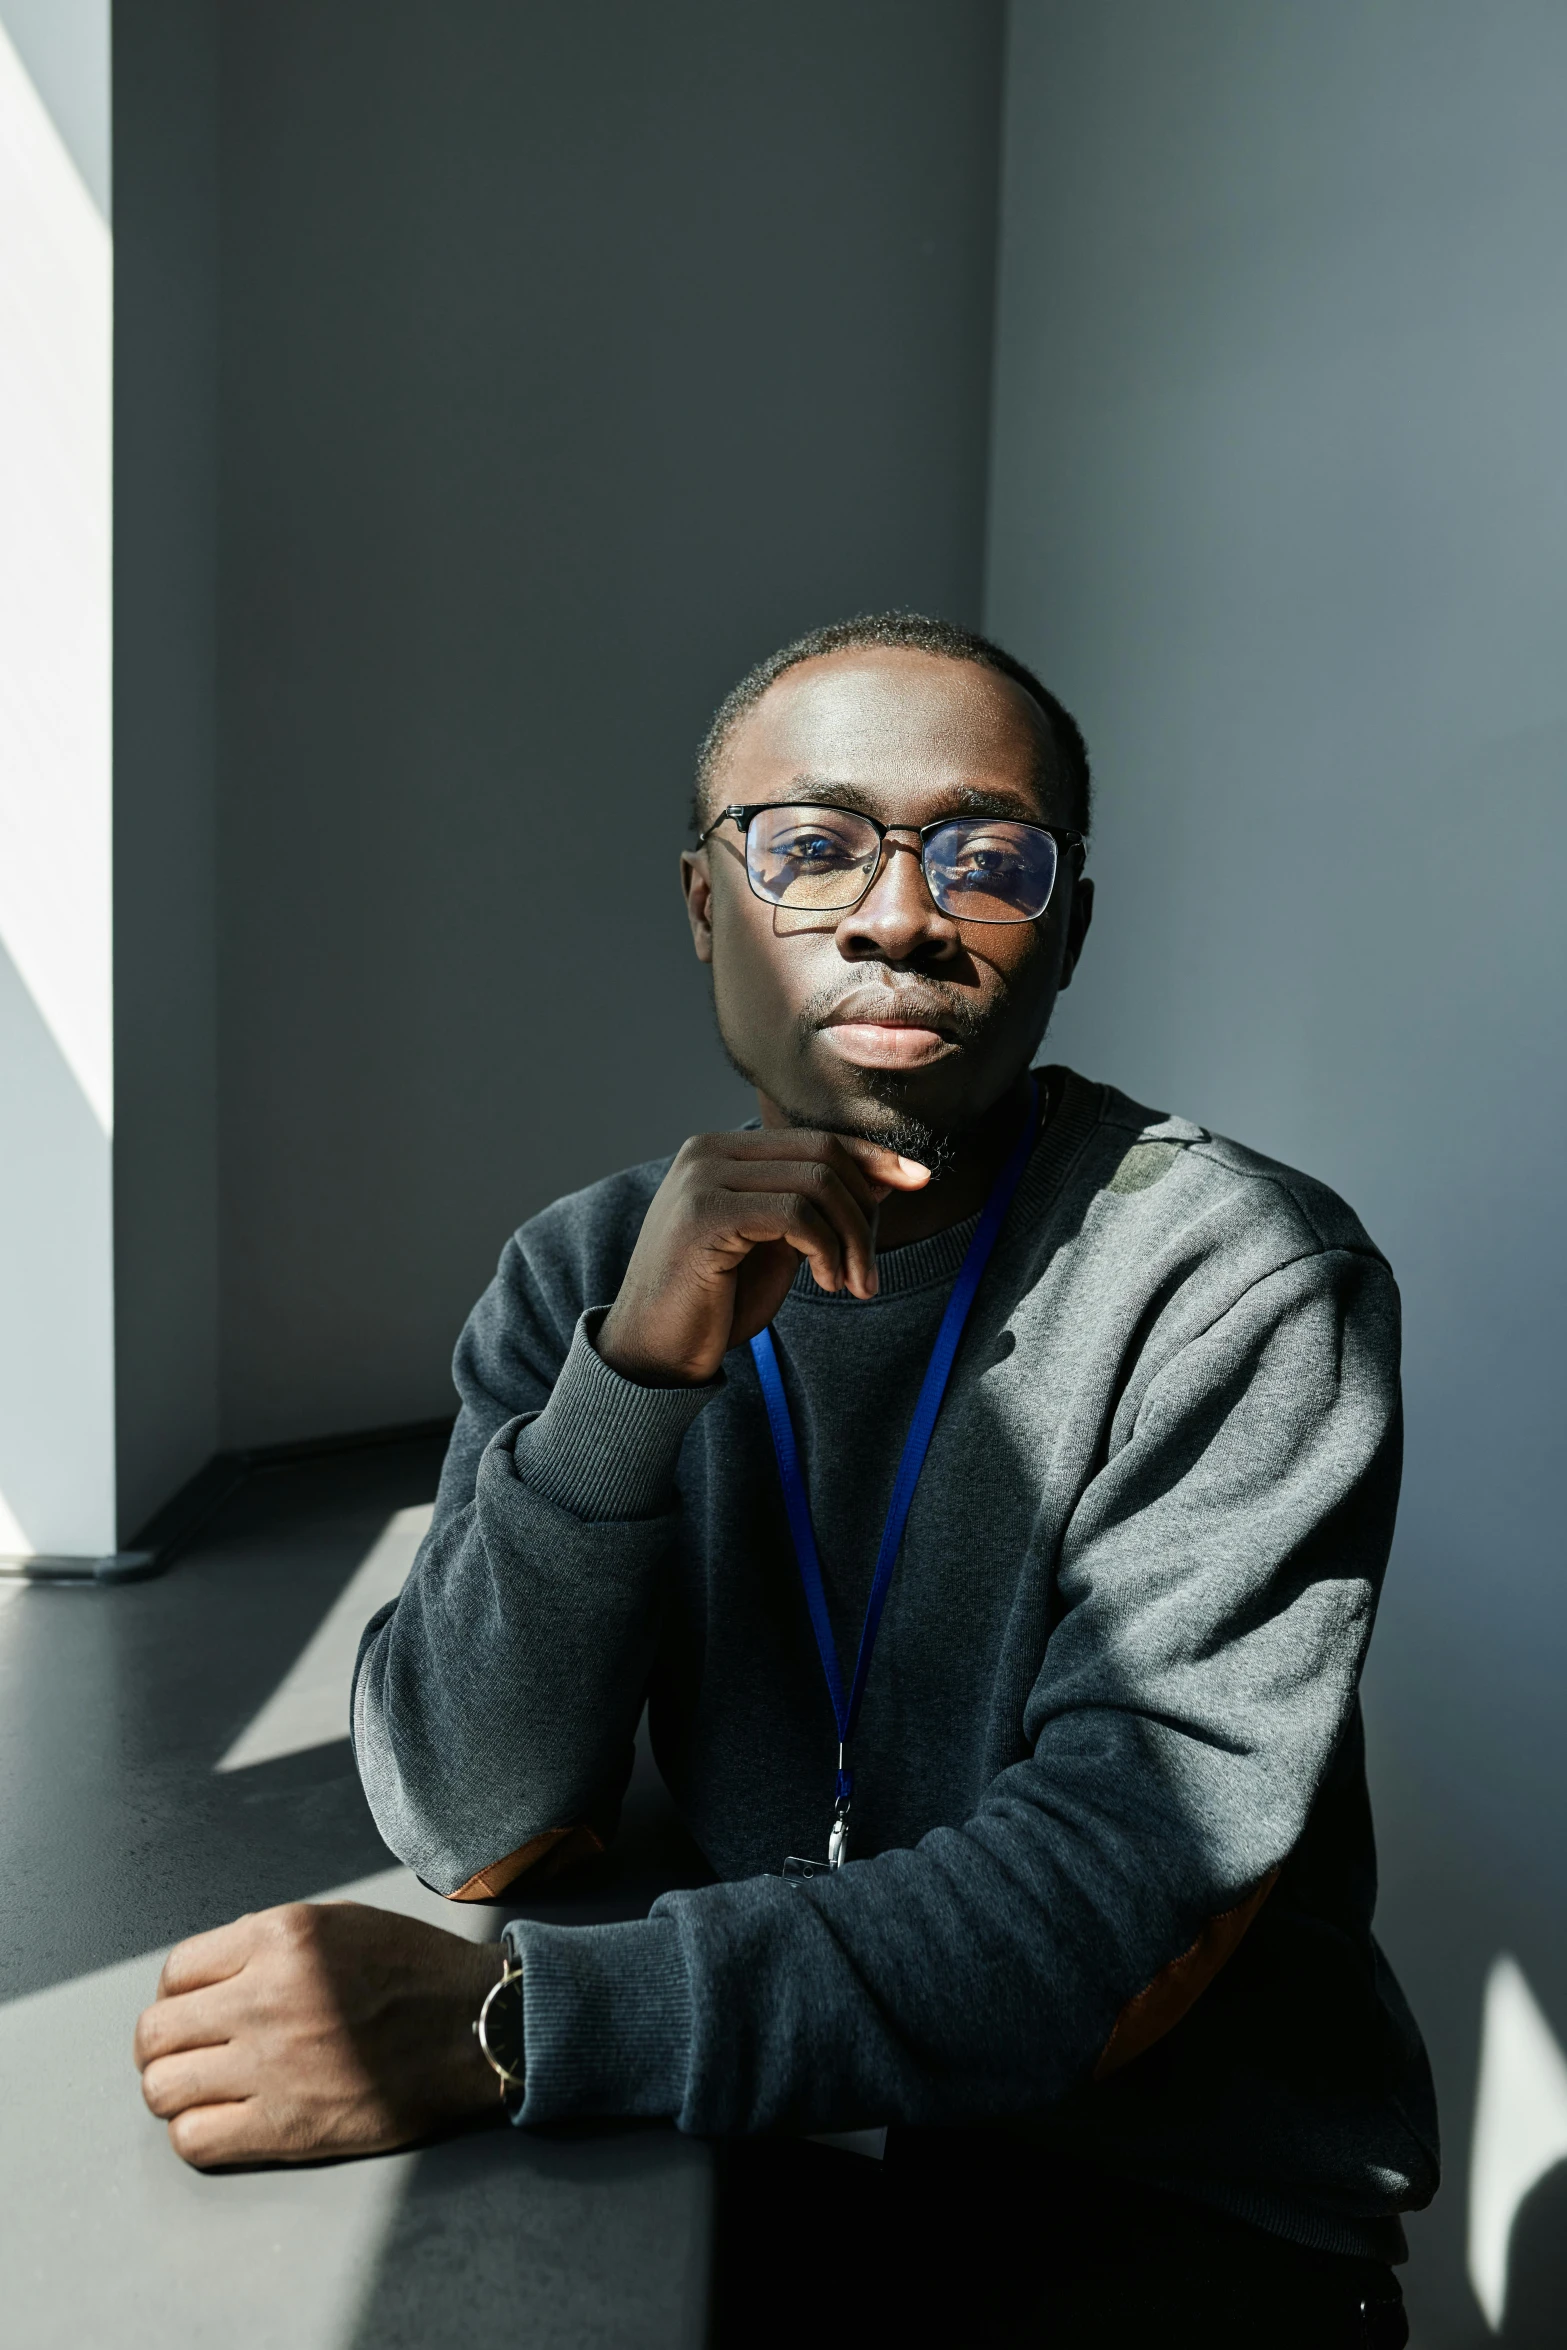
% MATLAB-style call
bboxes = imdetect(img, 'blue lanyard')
[749,1076,1039,1866]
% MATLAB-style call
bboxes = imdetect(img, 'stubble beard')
[716,1019,975,1181]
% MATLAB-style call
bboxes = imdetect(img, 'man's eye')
[779,829,864,867]
[945,838,1025,879]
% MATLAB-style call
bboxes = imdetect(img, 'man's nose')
[833,833,958,962]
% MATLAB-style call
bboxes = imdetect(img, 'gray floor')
[0,1440,715,2349]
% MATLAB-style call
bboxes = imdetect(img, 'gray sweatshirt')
[353,1067,1438,2258]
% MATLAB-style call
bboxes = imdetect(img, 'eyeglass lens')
[743,805,1060,924]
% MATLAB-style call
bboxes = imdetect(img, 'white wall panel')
[0,10,114,1556]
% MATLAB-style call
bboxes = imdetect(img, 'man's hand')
[596,1128,930,1386]
[134,1900,506,2170]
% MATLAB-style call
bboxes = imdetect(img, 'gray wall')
[113,0,221,1538]
[211,0,1005,1447]
[988,6,1567,2339]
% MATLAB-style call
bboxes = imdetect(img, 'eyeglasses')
[696,803,1085,924]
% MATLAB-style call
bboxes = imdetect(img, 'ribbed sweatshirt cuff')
[510,1310,723,1521]
[503,1915,693,2126]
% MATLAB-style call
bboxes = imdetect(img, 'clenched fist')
[134,1900,505,2169]
[597,1127,930,1386]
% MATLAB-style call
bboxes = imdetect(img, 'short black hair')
[693,611,1091,836]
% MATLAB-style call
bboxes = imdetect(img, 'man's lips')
[821,1023,949,1068]
[816,997,959,1070]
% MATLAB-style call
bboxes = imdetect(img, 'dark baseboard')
[0,1416,455,1588]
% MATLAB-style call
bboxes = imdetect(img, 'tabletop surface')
[0,1439,714,2350]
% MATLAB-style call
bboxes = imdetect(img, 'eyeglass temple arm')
[693,805,755,848]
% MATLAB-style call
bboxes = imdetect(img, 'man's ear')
[681,850,714,965]
[1056,874,1094,992]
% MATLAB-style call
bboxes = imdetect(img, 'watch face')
[482,1970,525,2085]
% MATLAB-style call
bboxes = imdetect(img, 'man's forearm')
[353,1312,720,1894]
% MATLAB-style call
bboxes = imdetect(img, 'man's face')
[681,648,1093,1153]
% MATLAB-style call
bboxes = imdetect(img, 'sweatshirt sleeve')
[504,1240,1403,2133]
[352,1220,721,1896]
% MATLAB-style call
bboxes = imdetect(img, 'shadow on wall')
[206,0,1005,1450]
[1498,2163,1567,2349]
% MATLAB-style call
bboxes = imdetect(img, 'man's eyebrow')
[942,784,1043,819]
[780,776,1043,821]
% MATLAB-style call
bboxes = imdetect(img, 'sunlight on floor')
[0,1863,503,2350]
[216,1503,434,1771]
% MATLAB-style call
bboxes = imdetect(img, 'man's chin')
[721,1028,988,1174]
[777,1068,967,1177]
[809,1106,960,1180]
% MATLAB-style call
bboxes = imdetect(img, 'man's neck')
[757,1072,1041,1252]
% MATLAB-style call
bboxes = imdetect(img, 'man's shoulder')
[455,1154,678,1390]
[507,1152,678,1294]
[1063,1070,1387,1268]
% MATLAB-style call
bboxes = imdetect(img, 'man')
[135,615,1435,2342]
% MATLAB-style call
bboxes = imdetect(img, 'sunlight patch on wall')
[0,13,112,1133]
[216,1503,434,1771]
[1467,1953,1567,2331]
[0,1481,33,1556]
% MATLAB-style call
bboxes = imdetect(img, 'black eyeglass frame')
[695,802,1088,925]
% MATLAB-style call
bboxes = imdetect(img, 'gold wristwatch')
[474,1955,525,2113]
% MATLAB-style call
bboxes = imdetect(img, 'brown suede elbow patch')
[1094,1869,1279,2079]
[447,1823,605,1902]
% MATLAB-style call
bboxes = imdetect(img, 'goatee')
[719,1034,965,1179]
[783,1099,960,1181]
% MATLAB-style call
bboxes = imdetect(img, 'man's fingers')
[603,1123,937,1383]
[717,1193,855,1298]
[713,1161,879,1294]
[165,2097,384,2173]
[135,1982,239,2069]
[703,1128,930,1196]
[833,1135,932,1189]
[157,1915,257,1999]
[700,1127,890,1209]
[142,2042,253,2120]
[166,2100,264,2172]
